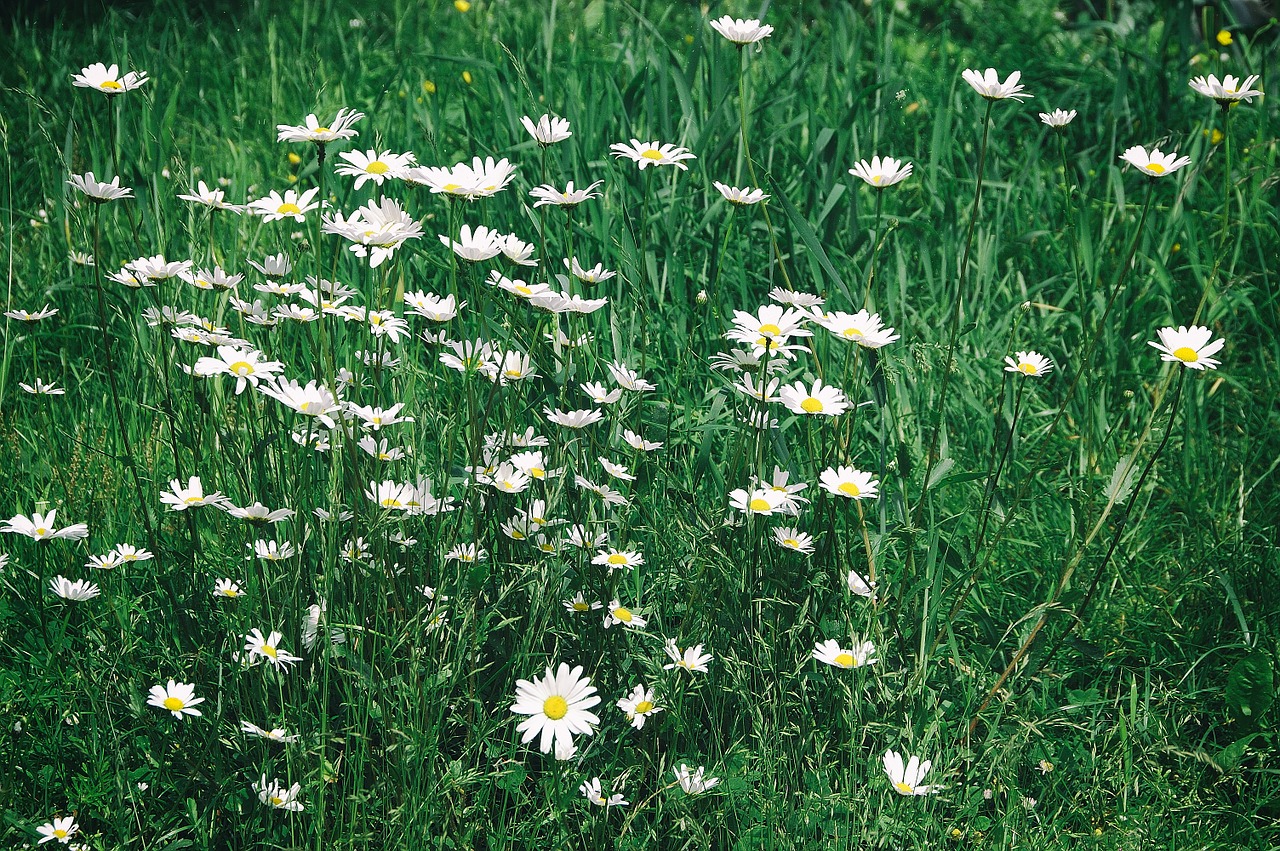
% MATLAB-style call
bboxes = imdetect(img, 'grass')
[1,0,1278,848]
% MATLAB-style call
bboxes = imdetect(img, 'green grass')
[1,0,1278,848]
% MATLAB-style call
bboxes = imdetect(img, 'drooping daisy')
[247,252,293,278]
[610,139,697,171]
[1003,351,1054,377]
[160,476,226,511]
[276,108,365,144]
[49,576,100,602]
[147,680,205,719]
[19,379,65,396]
[606,361,657,392]
[439,224,505,261]
[819,466,880,500]
[580,777,628,807]
[616,684,663,729]
[961,67,1032,101]
[812,638,878,669]
[603,599,647,629]
[849,156,913,188]
[2,510,88,541]
[243,628,303,670]
[713,181,769,205]
[177,180,244,212]
[1038,109,1077,128]
[241,721,300,743]
[598,458,636,481]
[521,114,572,145]
[544,407,604,429]
[622,429,663,452]
[323,197,424,268]
[664,639,712,673]
[35,816,80,844]
[404,291,461,322]
[565,256,616,283]
[254,775,305,811]
[1120,146,1192,178]
[5,304,58,321]
[529,180,604,208]
[253,539,297,561]
[674,764,721,794]
[883,749,941,795]
[779,379,850,416]
[224,502,295,525]
[510,663,602,754]
[72,62,148,94]
[335,148,415,188]
[1188,73,1263,105]
[67,172,133,203]
[1148,325,1225,370]
[708,15,774,44]
[180,266,243,291]
[258,378,341,427]
[815,309,900,348]
[773,526,815,555]
[847,570,877,598]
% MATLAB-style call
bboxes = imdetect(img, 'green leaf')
[768,176,854,305]
[1225,648,1275,723]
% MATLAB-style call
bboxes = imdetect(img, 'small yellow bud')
[287,173,298,183]
[422,79,437,94]
[462,70,473,85]
[1216,29,1232,46]
[454,0,471,11]
[287,152,302,165]
[1172,243,1181,253]
[904,102,920,115]
[684,34,694,44]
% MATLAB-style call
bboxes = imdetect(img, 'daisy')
[510,663,602,754]
[664,639,712,673]
[258,378,341,427]
[729,487,787,515]
[709,15,774,44]
[254,775,305,811]
[72,62,148,93]
[593,548,644,570]
[1188,73,1263,104]
[622,429,663,451]
[36,816,80,844]
[1148,325,1225,370]
[607,361,657,392]
[224,502,295,524]
[768,287,825,311]
[129,254,192,282]
[565,524,609,549]
[113,543,153,563]
[445,543,488,563]
[213,579,244,598]
[604,599,647,629]
[820,466,879,500]
[193,346,284,394]
[563,592,603,613]
[348,402,414,431]
[727,304,813,346]
[773,526,815,554]
[884,749,941,795]
[848,156,913,188]
[529,180,603,208]
[147,680,205,719]
[404,291,461,322]
[367,480,417,510]
[521,114,572,145]
[253,540,297,561]
[616,684,663,729]
[177,180,244,211]
[1003,351,1054,377]
[565,256,616,283]
[779,379,849,416]
[160,476,226,511]
[2,510,88,541]
[241,721,299,743]
[1038,109,1077,128]
[248,253,293,278]
[674,764,721,794]
[599,458,636,482]
[499,234,538,266]
[248,187,322,222]
[610,139,697,171]
[1120,146,1192,178]
[49,576,100,602]
[244,628,303,669]
[713,182,769,205]
[544,407,604,429]
[815,309,900,348]
[961,67,1032,101]
[323,197,423,268]
[581,381,623,405]
[67,172,133,202]
[440,224,504,261]
[335,148,415,188]
[5,304,58,321]
[580,777,628,807]
[181,266,243,291]
[408,156,517,199]
[847,570,877,598]
[812,638,878,669]
[20,379,65,396]
[85,551,122,570]
[276,108,365,144]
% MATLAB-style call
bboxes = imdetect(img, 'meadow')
[1,0,1278,847]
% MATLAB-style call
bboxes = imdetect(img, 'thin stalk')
[738,46,793,291]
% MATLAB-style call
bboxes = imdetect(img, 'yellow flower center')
[607,554,629,565]
[366,160,390,174]
[100,80,122,90]
[443,183,462,192]
[758,323,782,336]
[315,126,330,134]
[271,795,284,806]
[1145,163,1165,175]
[381,498,403,508]
[184,495,203,504]
[222,589,239,597]
[1018,362,1037,375]
[230,361,254,376]
[511,530,526,540]
[299,401,312,411]
[572,601,589,611]
[894,782,914,794]
[261,644,278,658]
[801,397,824,413]
[640,149,664,160]
[277,203,302,214]
[614,607,633,622]
[835,652,856,668]
[505,369,522,378]
[543,695,569,720]
[783,538,800,548]
[634,700,654,714]
[838,482,861,497]
[35,528,48,536]
[842,328,865,339]
[1172,346,1198,362]
[530,467,545,479]
[163,697,185,711]
[748,498,772,512]
[871,175,883,185]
